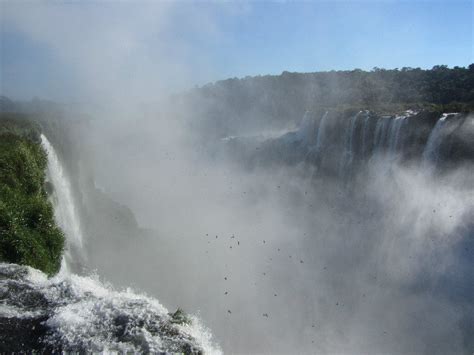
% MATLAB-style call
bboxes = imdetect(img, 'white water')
[314,111,329,155]
[0,263,222,354]
[387,115,406,155]
[305,111,330,164]
[339,111,361,176]
[422,113,450,166]
[373,116,391,152]
[361,112,371,157]
[41,134,85,272]
[33,135,222,353]
[297,110,317,144]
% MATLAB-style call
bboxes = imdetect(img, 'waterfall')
[372,115,407,159]
[339,111,361,177]
[304,111,329,166]
[396,116,409,153]
[40,134,85,272]
[386,118,398,153]
[387,115,406,155]
[298,110,317,143]
[373,116,390,153]
[361,112,371,157]
[314,111,329,156]
[422,114,449,166]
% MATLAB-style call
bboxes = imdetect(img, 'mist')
[66,103,471,354]
[1,1,473,354]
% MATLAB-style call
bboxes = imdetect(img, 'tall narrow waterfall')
[40,134,85,272]
[305,111,329,164]
[314,111,329,156]
[339,111,361,176]
[361,112,371,157]
[387,115,405,154]
[373,116,390,153]
[422,113,449,167]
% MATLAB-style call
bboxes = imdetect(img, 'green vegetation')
[0,115,64,275]
[194,64,474,110]
[183,64,474,137]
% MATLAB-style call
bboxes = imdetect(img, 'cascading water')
[395,116,409,153]
[0,135,222,354]
[0,263,221,353]
[422,113,450,167]
[222,109,467,184]
[372,116,386,153]
[297,110,316,144]
[373,116,392,153]
[387,115,406,155]
[40,134,85,272]
[305,111,329,164]
[339,111,361,177]
[313,111,329,156]
[361,112,371,157]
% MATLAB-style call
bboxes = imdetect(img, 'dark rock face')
[0,263,216,354]
[0,315,50,352]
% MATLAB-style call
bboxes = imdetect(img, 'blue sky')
[1,1,472,101]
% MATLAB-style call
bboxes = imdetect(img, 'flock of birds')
[203,231,308,320]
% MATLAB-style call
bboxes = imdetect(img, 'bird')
[224,277,227,280]
[224,291,228,295]
[227,310,232,314]
[263,313,269,317]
